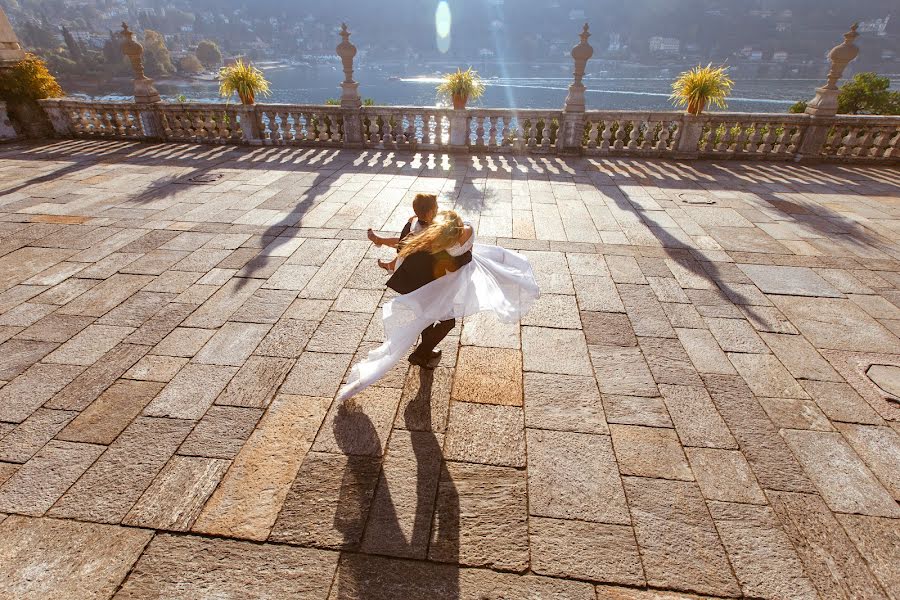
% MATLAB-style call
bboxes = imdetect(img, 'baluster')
[640,121,654,151]
[421,113,432,145]
[655,126,670,151]
[611,121,624,150]
[748,123,763,153]
[267,112,281,142]
[317,113,329,142]
[368,114,380,144]
[627,120,640,150]
[732,123,748,153]
[486,116,497,148]
[715,123,731,152]
[540,117,551,149]
[599,121,611,151]
[870,130,889,158]
[838,128,857,156]
[586,121,598,149]
[334,113,345,142]
[789,126,802,153]
[854,128,873,157]
[514,121,525,151]
[381,112,393,144]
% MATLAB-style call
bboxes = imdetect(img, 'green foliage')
[0,53,64,103]
[60,26,83,64]
[436,67,485,103]
[837,72,900,115]
[142,29,175,77]
[219,59,270,104]
[789,100,807,114]
[195,40,222,69]
[670,64,734,114]
[20,21,59,49]
[179,54,204,74]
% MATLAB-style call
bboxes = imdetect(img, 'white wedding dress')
[337,228,540,401]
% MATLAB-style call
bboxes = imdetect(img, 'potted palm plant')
[437,67,485,109]
[218,59,271,105]
[670,64,734,115]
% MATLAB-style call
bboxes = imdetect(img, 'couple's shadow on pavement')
[331,368,460,599]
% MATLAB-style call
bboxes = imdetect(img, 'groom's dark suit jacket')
[386,219,472,295]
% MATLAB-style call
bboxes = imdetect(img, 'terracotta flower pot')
[452,93,468,110]
[238,90,255,105]
[687,97,706,115]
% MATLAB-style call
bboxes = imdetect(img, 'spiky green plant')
[218,59,270,105]
[670,64,734,115]
[436,67,485,108]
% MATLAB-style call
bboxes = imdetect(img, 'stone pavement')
[0,139,898,600]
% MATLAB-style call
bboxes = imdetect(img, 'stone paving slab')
[0,141,899,598]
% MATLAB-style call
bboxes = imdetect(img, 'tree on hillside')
[61,26,83,64]
[178,54,203,74]
[142,29,175,77]
[20,21,59,50]
[195,40,222,69]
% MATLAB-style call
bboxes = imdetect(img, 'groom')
[386,211,472,369]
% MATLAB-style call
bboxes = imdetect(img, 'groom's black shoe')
[409,348,442,369]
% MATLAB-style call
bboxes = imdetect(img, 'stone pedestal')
[335,23,364,146]
[805,24,859,118]
[0,101,17,140]
[795,116,832,162]
[136,105,163,140]
[449,110,469,151]
[234,105,262,145]
[133,77,161,105]
[558,24,593,154]
[675,115,704,158]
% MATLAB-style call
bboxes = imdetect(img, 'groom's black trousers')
[417,319,456,354]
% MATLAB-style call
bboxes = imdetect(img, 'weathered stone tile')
[663,302,707,330]
[181,277,264,328]
[460,311,520,348]
[594,586,718,599]
[49,416,193,523]
[428,461,529,570]
[761,332,842,382]
[728,353,808,399]
[215,355,293,408]
[666,257,716,290]
[122,354,187,382]
[0,247,74,292]
[57,380,164,445]
[686,448,766,504]
[193,321,270,366]
[836,514,900,599]
[151,326,214,357]
[768,491,889,600]
[770,295,899,353]
[314,387,401,456]
[281,351,352,397]
[254,318,316,358]
[623,477,740,597]
[306,311,370,354]
[0,441,105,515]
[567,252,609,276]
[178,405,263,459]
[740,305,800,334]
[47,343,149,411]
[647,276,690,303]
[522,250,575,295]
[0,363,84,423]
[96,291,175,328]
[675,327,736,375]
[522,326,593,376]
[738,263,842,298]
[834,423,900,501]
[14,313,94,343]
[589,345,659,397]
[115,533,338,599]
[801,380,883,425]
[33,278,97,306]
[607,254,647,284]
[172,248,234,273]
[527,429,630,524]
[43,324,133,366]
[704,317,768,353]
[704,374,815,492]
[781,429,899,517]
[230,288,297,324]
[144,363,237,420]
[524,372,607,434]
[572,274,624,312]
[610,424,693,481]
[0,408,76,463]
[445,402,525,467]
[452,346,522,406]
[269,450,381,549]
[262,263,319,291]
[823,349,900,422]
[56,273,154,317]
[707,501,819,600]
[123,455,230,530]
[125,301,195,346]
[0,515,152,600]
[397,365,452,432]
[581,311,636,346]
[283,297,332,321]
[602,394,672,428]
[193,395,330,540]
[333,287,382,313]
[759,398,834,431]
[520,293,582,329]
[0,462,15,487]
[142,269,201,293]
[619,283,676,338]
[0,302,55,327]
[639,336,703,386]
[330,553,595,599]
[0,339,57,380]
[530,516,644,585]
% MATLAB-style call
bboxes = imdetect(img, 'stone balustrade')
[38,98,899,163]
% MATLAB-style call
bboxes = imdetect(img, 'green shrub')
[0,53,64,103]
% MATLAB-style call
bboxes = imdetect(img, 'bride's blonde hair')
[398,210,464,258]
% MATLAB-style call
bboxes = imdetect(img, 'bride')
[337,210,540,402]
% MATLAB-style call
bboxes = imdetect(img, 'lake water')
[76,61,854,113]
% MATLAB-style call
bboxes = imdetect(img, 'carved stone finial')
[119,21,160,104]
[335,22,361,109]
[805,23,861,117]
[564,23,594,112]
